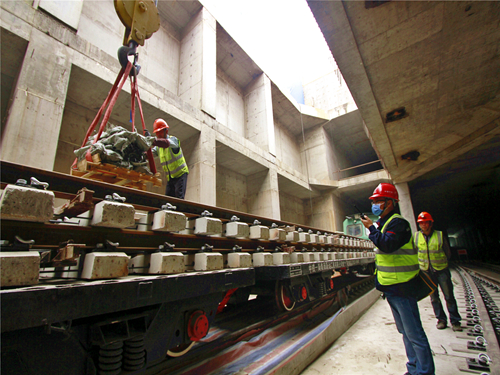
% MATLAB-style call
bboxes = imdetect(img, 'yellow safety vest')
[415,230,448,271]
[375,213,419,286]
[158,136,189,181]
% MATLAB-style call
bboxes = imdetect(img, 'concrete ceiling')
[309,1,500,243]
[215,142,268,176]
[216,23,263,90]
[308,0,500,185]
[157,1,202,38]
[323,110,381,173]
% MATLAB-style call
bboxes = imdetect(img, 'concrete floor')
[301,269,473,375]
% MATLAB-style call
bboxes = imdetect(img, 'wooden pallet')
[70,155,162,191]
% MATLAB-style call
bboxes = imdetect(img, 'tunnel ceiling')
[309,1,500,231]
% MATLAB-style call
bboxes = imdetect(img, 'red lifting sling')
[71,61,156,174]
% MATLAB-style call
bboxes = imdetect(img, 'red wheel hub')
[187,310,209,341]
[301,286,307,300]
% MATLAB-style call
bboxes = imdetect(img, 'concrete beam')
[245,73,276,155]
[185,124,216,205]
[179,7,216,118]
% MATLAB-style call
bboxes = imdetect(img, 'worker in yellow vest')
[415,212,462,331]
[150,118,189,199]
[361,183,434,375]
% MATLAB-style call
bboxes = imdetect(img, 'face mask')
[372,204,383,216]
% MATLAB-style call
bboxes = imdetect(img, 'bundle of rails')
[454,267,500,374]
[0,161,375,375]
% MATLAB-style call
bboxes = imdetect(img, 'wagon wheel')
[275,280,295,311]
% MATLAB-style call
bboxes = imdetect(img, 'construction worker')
[150,118,189,199]
[415,212,462,331]
[361,183,435,375]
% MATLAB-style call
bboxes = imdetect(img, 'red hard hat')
[153,118,169,133]
[369,183,399,201]
[417,212,434,223]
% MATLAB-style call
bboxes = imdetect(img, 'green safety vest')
[375,213,419,286]
[158,136,189,181]
[415,230,448,271]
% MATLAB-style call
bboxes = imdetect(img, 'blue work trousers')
[166,173,188,199]
[387,294,435,375]
[425,267,461,325]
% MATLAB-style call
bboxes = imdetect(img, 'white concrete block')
[0,251,40,286]
[326,252,335,260]
[194,252,223,271]
[224,222,249,238]
[128,254,150,274]
[227,252,252,268]
[302,252,314,262]
[318,235,326,244]
[290,252,305,263]
[286,231,299,242]
[269,228,286,241]
[312,253,325,261]
[194,217,222,235]
[252,252,273,267]
[298,233,311,243]
[272,252,290,265]
[0,184,54,222]
[249,225,269,240]
[81,252,129,279]
[310,234,319,244]
[152,210,187,232]
[149,252,185,274]
[90,200,135,228]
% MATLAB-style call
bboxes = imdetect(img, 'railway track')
[454,265,500,374]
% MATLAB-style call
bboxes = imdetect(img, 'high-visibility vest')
[415,230,448,271]
[375,213,419,286]
[158,136,189,181]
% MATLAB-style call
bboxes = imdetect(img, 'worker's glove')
[144,129,151,137]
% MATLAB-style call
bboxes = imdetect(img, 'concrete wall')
[303,57,357,119]
[274,119,303,173]
[279,191,307,225]
[0,0,387,234]
[216,165,248,212]
[216,67,245,136]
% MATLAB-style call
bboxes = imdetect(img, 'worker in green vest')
[415,212,462,331]
[361,183,434,375]
[150,118,189,199]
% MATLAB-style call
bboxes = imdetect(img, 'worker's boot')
[436,320,447,329]
[452,323,463,331]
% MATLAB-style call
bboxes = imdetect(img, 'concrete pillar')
[395,182,417,233]
[185,124,216,205]
[1,29,71,169]
[247,169,280,220]
[244,73,276,155]
[178,7,216,118]
[302,126,332,181]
